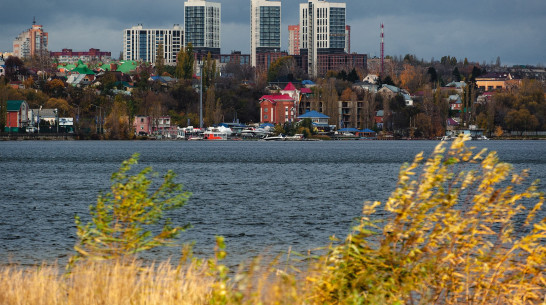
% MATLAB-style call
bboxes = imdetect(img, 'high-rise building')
[123,25,184,65]
[345,25,351,54]
[13,20,48,59]
[184,0,221,56]
[299,0,346,77]
[288,25,300,56]
[250,0,281,67]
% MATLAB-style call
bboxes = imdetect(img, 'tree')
[505,108,538,135]
[452,67,461,82]
[176,43,195,80]
[105,97,132,140]
[268,56,299,82]
[204,84,216,126]
[347,68,359,83]
[202,52,217,89]
[427,67,438,84]
[4,56,26,81]
[155,43,165,76]
[71,153,192,264]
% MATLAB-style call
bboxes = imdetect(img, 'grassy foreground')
[1,136,544,304]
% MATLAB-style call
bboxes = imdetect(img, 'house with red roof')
[259,94,297,125]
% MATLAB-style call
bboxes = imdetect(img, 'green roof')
[71,64,95,75]
[65,64,76,70]
[100,63,112,71]
[116,61,138,73]
[7,100,25,111]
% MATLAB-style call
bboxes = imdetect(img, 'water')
[1,140,544,266]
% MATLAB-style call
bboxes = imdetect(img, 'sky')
[1,0,545,66]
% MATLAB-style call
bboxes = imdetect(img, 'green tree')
[71,154,192,264]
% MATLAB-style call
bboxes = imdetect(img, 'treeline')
[1,51,545,139]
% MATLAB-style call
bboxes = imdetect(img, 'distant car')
[26,127,37,133]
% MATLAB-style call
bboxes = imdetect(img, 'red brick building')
[259,94,297,125]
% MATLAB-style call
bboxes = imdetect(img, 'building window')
[264,114,268,119]
[264,108,268,112]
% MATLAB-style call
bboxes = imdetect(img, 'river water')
[1,140,544,266]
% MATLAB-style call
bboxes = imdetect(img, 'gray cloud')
[1,0,544,66]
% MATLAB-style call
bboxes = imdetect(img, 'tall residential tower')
[123,24,184,64]
[250,0,281,67]
[184,0,221,55]
[13,19,48,59]
[300,0,346,77]
[288,25,300,56]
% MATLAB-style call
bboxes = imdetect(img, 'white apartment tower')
[123,25,184,64]
[184,0,221,54]
[300,0,346,76]
[250,0,281,67]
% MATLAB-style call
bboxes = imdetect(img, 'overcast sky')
[1,0,545,66]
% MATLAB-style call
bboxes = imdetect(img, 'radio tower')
[380,23,385,76]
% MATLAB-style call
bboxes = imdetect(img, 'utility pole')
[380,23,385,76]
[199,62,203,129]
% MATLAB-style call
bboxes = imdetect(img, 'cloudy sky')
[1,0,545,66]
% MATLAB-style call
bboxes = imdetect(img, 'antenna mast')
[380,23,384,76]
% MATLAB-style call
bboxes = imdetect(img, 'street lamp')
[37,105,42,134]
[91,104,102,135]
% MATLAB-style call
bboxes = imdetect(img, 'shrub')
[313,135,545,304]
[71,153,192,265]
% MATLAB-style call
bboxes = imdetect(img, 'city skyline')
[0,0,545,66]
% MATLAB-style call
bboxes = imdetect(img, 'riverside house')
[5,100,29,132]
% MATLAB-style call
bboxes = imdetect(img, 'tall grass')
[1,136,544,304]
[0,260,214,305]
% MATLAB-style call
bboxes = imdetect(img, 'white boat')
[474,135,489,140]
[262,134,286,141]
[285,134,304,141]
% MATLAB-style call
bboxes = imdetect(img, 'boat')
[285,134,304,141]
[203,126,232,140]
[441,135,454,141]
[473,135,489,141]
[262,134,286,141]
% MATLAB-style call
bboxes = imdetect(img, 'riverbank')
[0,133,77,141]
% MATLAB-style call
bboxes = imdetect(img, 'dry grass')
[0,260,214,305]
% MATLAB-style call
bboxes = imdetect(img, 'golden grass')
[0,260,214,305]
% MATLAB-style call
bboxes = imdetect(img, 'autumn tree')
[201,52,217,89]
[105,97,132,140]
[505,108,539,135]
[176,43,194,80]
[45,98,73,117]
[155,43,165,76]
[204,84,216,126]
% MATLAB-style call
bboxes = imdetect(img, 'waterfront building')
[297,110,331,131]
[184,0,221,56]
[5,100,30,132]
[50,48,112,63]
[288,25,300,56]
[123,24,184,65]
[250,0,281,67]
[13,21,48,59]
[259,94,297,125]
[299,0,346,77]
